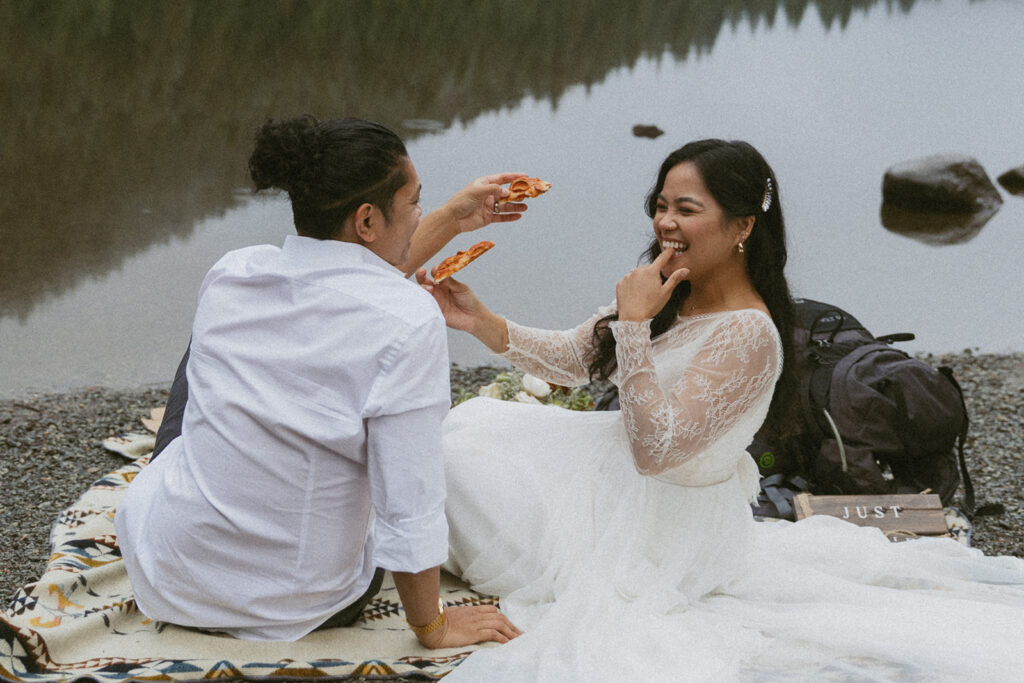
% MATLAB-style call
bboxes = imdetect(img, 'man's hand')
[402,172,530,276]
[392,567,521,651]
[443,173,530,235]
[416,603,522,649]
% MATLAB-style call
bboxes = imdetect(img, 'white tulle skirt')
[442,398,1024,681]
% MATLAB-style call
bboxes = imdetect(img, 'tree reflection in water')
[0,0,919,319]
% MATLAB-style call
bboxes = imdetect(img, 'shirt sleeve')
[499,302,615,386]
[368,405,450,573]
[364,314,451,573]
[611,312,781,477]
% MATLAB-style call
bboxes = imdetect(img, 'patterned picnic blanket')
[1,450,497,682]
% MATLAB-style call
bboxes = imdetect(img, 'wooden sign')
[793,493,949,542]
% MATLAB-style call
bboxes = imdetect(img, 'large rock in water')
[882,154,1003,212]
[997,165,1024,196]
[881,154,1003,245]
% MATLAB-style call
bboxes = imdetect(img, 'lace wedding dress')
[442,307,1024,681]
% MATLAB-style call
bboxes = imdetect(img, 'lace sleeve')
[611,312,781,476]
[499,304,613,387]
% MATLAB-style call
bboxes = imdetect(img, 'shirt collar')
[281,234,402,275]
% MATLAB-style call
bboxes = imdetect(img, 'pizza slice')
[499,177,552,204]
[432,240,495,284]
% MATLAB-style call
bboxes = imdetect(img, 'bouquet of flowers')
[455,369,595,411]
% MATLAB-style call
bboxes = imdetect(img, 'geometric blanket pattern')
[1,454,498,682]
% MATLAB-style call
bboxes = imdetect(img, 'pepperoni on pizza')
[499,177,552,203]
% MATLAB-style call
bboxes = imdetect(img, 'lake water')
[2,0,1023,398]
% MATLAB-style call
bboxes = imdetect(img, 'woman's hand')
[416,269,510,353]
[415,269,486,332]
[616,248,689,322]
[416,604,522,649]
[442,172,530,235]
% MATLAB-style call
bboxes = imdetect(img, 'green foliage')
[452,387,478,406]
[546,386,597,412]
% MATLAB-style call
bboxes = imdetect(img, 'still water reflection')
[2,0,1023,397]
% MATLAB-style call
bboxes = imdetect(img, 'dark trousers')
[313,567,386,629]
[152,342,385,629]
[153,342,191,460]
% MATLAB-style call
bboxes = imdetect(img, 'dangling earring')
[737,241,745,253]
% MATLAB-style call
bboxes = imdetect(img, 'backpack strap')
[756,473,812,520]
[809,309,845,345]
[938,366,975,518]
[820,408,847,472]
[759,473,795,518]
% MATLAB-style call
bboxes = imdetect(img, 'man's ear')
[353,203,377,243]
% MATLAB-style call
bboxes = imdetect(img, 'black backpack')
[747,298,974,519]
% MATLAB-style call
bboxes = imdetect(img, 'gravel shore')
[3,354,1022,605]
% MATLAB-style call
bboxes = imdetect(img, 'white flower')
[513,391,543,405]
[477,382,503,399]
[521,374,552,399]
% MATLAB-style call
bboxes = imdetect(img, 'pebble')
[2,354,1021,605]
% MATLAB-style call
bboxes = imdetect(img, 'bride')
[417,140,1024,681]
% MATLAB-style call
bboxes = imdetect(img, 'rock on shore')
[3,354,1022,604]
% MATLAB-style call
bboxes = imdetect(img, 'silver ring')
[493,201,500,214]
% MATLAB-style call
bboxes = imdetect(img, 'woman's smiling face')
[652,162,745,281]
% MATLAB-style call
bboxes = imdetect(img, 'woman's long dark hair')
[588,139,797,437]
[247,115,409,239]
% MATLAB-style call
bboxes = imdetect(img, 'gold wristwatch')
[407,597,446,637]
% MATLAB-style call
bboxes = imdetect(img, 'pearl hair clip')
[761,177,773,213]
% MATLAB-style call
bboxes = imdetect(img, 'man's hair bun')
[248,115,322,200]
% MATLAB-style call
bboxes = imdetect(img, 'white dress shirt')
[115,235,451,641]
